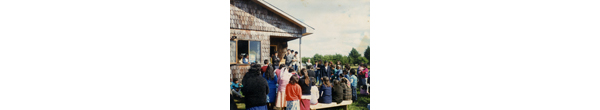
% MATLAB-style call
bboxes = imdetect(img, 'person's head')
[341,77,348,83]
[306,65,312,70]
[290,50,294,54]
[288,68,295,73]
[337,61,341,64]
[333,80,340,86]
[294,52,298,55]
[350,69,356,75]
[325,62,329,66]
[322,77,332,87]
[343,70,348,75]
[264,59,269,65]
[244,55,248,58]
[310,77,317,86]
[337,65,341,70]
[345,64,351,70]
[279,64,287,69]
[266,64,275,80]
[233,78,239,83]
[274,52,278,56]
[248,64,261,75]
[289,75,299,85]
[307,59,311,63]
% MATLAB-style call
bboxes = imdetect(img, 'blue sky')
[265,0,370,58]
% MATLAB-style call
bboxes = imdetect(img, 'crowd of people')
[231,50,370,110]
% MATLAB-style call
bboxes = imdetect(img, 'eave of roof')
[252,0,314,36]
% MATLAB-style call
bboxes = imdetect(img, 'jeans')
[231,89,242,98]
[293,65,298,71]
[351,86,357,101]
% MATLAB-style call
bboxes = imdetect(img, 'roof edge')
[252,0,314,36]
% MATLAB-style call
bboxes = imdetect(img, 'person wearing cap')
[292,51,299,71]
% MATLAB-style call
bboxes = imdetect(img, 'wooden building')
[230,0,314,81]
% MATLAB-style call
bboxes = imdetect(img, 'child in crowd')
[332,80,344,104]
[350,69,358,101]
[309,77,319,105]
[285,75,302,110]
[318,77,332,104]
[231,78,243,98]
[341,78,352,100]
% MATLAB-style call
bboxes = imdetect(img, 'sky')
[265,0,370,58]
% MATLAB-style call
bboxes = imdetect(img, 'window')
[230,40,236,63]
[231,39,261,64]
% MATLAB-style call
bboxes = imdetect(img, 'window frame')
[231,39,261,65]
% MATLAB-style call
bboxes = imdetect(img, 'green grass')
[235,91,369,110]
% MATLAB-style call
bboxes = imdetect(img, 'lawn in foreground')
[235,91,369,110]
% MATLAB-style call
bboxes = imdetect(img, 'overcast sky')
[265,0,370,58]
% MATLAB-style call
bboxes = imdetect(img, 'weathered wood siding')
[230,0,303,36]
[230,0,303,82]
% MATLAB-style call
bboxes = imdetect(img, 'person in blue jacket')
[318,77,333,104]
[262,63,278,109]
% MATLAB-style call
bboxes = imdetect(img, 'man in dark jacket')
[271,52,280,69]
[241,64,269,110]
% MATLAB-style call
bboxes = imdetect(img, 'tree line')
[302,46,370,65]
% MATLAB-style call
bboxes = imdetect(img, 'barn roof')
[252,0,314,36]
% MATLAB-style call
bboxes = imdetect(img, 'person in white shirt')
[305,59,312,68]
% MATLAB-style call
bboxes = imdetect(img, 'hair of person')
[289,75,299,85]
[310,77,316,85]
[306,65,312,69]
[322,77,332,87]
[301,68,309,85]
[266,64,275,80]
[233,78,239,82]
[350,69,356,75]
[294,51,298,54]
[288,68,295,73]
[279,64,287,69]
[333,80,340,86]
[341,77,348,84]
[248,64,261,75]
[291,50,294,52]
[264,59,269,64]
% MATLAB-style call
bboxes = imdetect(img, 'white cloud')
[266,0,370,57]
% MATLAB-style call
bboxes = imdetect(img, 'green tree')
[312,54,323,63]
[364,46,370,62]
[358,56,369,64]
[349,48,361,64]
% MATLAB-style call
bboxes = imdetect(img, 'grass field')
[235,91,369,110]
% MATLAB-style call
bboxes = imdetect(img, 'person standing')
[275,65,292,109]
[285,75,302,110]
[272,52,280,69]
[292,52,299,71]
[241,64,269,110]
[263,63,278,109]
[305,59,312,68]
[359,64,369,95]
[285,50,294,66]
[349,69,358,101]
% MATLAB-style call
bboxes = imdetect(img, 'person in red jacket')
[285,75,302,110]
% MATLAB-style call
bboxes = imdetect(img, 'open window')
[231,38,261,65]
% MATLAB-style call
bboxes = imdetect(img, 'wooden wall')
[230,0,304,82]
[230,0,303,36]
